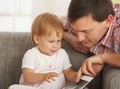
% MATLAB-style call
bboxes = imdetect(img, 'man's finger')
[82,63,93,76]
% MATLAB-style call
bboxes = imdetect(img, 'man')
[62,0,120,89]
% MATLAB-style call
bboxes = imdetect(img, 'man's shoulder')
[113,4,120,9]
[60,16,72,30]
[113,4,120,30]
[114,4,120,18]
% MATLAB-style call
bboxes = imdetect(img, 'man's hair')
[68,0,115,23]
[32,12,64,42]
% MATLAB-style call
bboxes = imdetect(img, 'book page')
[80,75,94,82]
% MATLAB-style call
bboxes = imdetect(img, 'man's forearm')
[100,53,120,68]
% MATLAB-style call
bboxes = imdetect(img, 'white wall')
[0,0,71,32]
[32,0,71,19]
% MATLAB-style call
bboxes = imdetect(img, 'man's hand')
[76,55,104,83]
[80,55,104,76]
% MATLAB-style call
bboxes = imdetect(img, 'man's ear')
[105,15,114,28]
[33,34,39,44]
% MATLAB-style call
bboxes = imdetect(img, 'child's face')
[35,31,62,56]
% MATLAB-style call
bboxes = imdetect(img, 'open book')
[62,75,94,89]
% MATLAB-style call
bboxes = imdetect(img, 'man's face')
[70,14,109,48]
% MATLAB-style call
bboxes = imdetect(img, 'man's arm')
[63,31,90,54]
[76,53,120,82]
[100,53,120,68]
[78,53,120,77]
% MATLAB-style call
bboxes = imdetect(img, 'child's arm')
[63,67,77,82]
[22,68,59,84]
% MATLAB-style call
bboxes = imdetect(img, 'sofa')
[0,32,102,89]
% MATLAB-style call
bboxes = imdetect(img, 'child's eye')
[49,40,61,43]
[49,41,54,43]
[82,30,89,33]
[57,40,61,42]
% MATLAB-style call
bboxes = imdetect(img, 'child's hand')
[73,72,80,83]
[74,71,82,83]
[43,72,59,83]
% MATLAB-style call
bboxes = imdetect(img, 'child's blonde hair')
[32,12,64,43]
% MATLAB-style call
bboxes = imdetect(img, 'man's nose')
[77,32,85,41]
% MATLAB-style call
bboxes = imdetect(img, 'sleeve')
[62,49,72,70]
[21,49,35,70]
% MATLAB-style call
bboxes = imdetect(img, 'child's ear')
[33,34,39,44]
[105,15,114,28]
